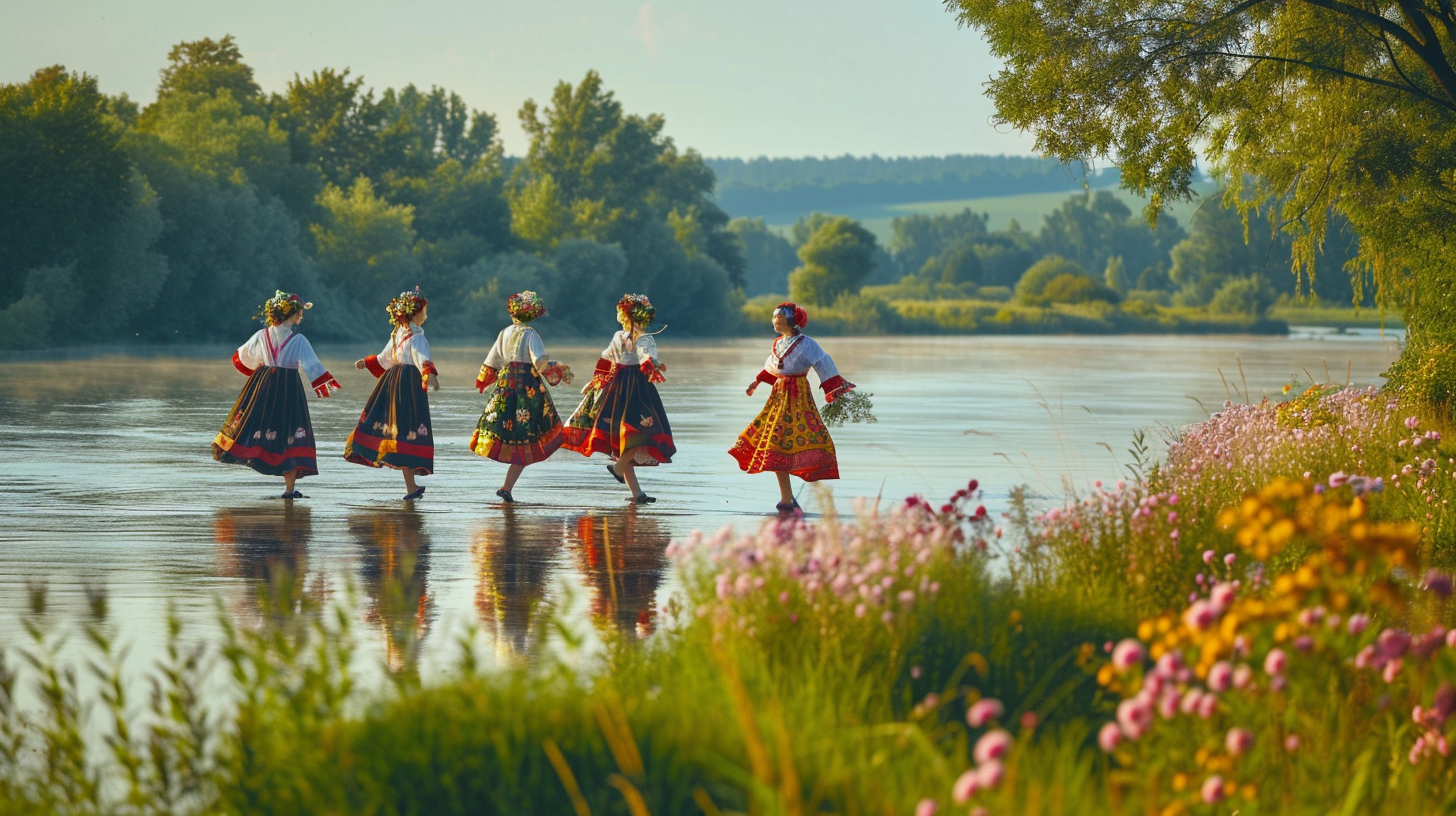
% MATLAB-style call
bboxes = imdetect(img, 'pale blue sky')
[1,0,1041,159]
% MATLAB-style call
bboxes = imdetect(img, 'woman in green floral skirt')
[469,291,572,503]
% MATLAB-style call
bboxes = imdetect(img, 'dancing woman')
[562,294,675,504]
[729,301,856,514]
[213,290,341,498]
[470,291,570,503]
[344,288,439,500]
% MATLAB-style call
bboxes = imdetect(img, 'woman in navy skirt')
[213,291,341,498]
[563,294,675,504]
[344,288,439,500]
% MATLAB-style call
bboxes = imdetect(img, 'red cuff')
[589,358,616,389]
[311,372,340,398]
[641,360,666,383]
[755,369,776,386]
[422,361,438,378]
[232,352,255,376]
[477,364,499,392]
[820,375,854,403]
[363,355,385,378]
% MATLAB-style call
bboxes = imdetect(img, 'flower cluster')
[387,287,427,327]
[507,290,545,322]
[616,293,655,327]
[671,481,991,638]
[1093,477,1453,811]
[253,290,311,326]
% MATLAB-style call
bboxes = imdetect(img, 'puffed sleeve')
[411,332,437,389]
[362,334,395,378]
[233,331,264,375]
[637,334,665,382]
[524,327,549,367]
[295,336,340,397]
[809,344,854,402]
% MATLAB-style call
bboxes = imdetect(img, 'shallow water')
[0,330,1402,675]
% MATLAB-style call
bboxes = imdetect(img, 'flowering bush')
[1094,478,1456,812]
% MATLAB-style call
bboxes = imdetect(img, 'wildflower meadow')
[3,382,1456,815]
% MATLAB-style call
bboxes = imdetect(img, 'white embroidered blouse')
[233,325,337,395]
[363,325,436,378]
[601,329,659,367]
[483,324,549,369]
[754,333,852,399]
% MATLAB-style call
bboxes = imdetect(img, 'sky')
[0,0,1043,159]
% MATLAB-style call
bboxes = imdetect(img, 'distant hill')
[705,155,1116,218]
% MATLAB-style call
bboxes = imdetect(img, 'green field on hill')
[762,180,1221,243]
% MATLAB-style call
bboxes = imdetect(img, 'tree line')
[0,36,744,349]
[707,154,1110,216]
[730,189,1366,315]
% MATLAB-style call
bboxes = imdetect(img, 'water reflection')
[569,508,671,639]
[473,506,562,663]
[213,504,320,624]
[350,508,434,675]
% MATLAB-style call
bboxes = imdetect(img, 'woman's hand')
[430,375,441,392]
[746,381,759,396]
[354,359,367,370]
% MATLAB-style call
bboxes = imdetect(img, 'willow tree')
[946,0,1456,403]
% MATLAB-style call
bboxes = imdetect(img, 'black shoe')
[631,493,656,505]
[281,490,304,500]
[606,464,625,484]
[775,499,802,514]
[403,486,426,501]
[495,488,514,504]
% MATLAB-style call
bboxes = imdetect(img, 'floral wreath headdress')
[507,290,546,322]
[387,287,428,328]
[253,290,312,326]
[616,293,658,328]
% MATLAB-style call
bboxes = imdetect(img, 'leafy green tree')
[311,177,422,310]
[889,208,989,279]
[378,85,499,178]
[275,68,394,189]
[946,0,1456,402]
[509,71,741,332]
[1104,256,1129,294]
[0,67,131,299]
[788,216,878,305]
[1168,199,1286,307]
[1039,191,1185,283]
[1041,273,1121,305]
[1015,255,1087,305]
[921,240,984,287]
[154,36,262,111]
[728,218,797,296]
[1209,275,1277,316]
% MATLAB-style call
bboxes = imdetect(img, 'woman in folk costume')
[562,294,675,505]
[729,301,856,514]
[470,291,571,504]
[212,292,340,498]
[213,291,341,498]
[343,288,439,500]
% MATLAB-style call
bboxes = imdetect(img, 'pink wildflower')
[915,799,938,816]
[1285,734,1300,752]
[966,698,1004,728]
[975,759,1005,789]
[973,729,1013,764]
[1208,661,1233,692]
[1098,722,1123,752]
[1201,776,1225,804]
[952,769,980,803]
[1226,727,1254,756]
[1111,639,1145,671]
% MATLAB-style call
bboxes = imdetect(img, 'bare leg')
[501,463,526,492]
[284,469,297,495]
[776,472,794,504]
[402,467,419,494]
[620,459,643,498]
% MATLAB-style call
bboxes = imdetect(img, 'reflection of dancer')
[213,291,341,498]
[470,291,570,504]
[344,288,438,501]
[729,301,856,514]
[569,508,671,638]
[213,503,319,622]
[472,505,561,662]
[563,294,675,505]
[350,508,433,674]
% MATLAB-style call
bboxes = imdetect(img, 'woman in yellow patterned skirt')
[729,302,855,514]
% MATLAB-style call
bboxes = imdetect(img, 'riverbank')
[1,371,1450,814]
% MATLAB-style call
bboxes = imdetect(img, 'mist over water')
[0,331,1401,675]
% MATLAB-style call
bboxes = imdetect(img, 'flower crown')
[253,290,311,325]
[387,287,428,327]
[507,290,546,322]
[616,293,656,327]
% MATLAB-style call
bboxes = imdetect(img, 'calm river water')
[0,330,1401,676]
